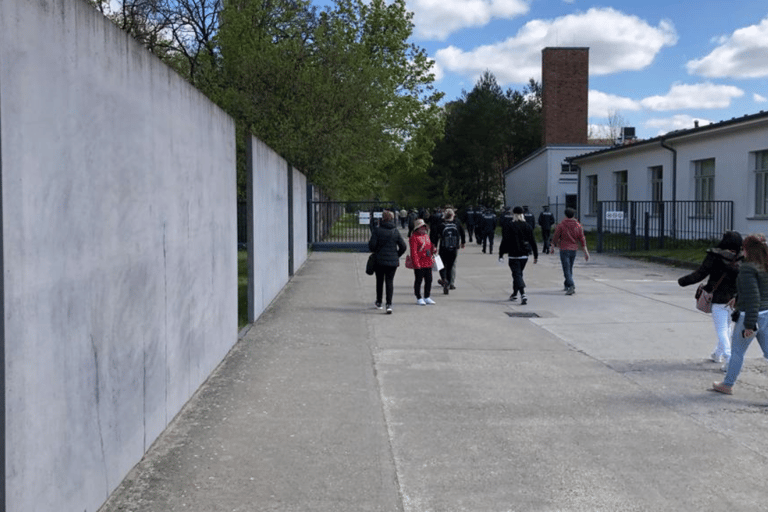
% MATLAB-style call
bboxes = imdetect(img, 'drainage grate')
[506,312,540,318]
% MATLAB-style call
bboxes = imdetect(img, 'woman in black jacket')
[368,210,407,314]
[498,206,538,305]
[678,231,742,367]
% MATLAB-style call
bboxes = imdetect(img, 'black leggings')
[375,265,398,305]
[413,268,433,299]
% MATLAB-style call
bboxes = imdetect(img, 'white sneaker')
[711,352,723,363]
[424,297,436,305]
[417,298,426,306]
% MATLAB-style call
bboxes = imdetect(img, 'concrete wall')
[0,1,237,511]
[247,136,309,322]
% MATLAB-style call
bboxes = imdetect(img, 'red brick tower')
[541,47,589,145]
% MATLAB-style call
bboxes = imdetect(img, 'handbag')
[405,254,414,269]
[695,274,725,313]
[433,254,444,272]
[365,253,376,275]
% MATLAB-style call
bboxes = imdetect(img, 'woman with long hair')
[712,234,768,394]
[678,230,742,366]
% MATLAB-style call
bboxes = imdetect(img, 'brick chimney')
[541,47,589,145]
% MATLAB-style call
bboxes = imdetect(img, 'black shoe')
[449,284,456,290]
[521,295,528,305]
[482,249,486,253]
[443,284,450,295]
[509,294,517,301]
[437,278,445,286]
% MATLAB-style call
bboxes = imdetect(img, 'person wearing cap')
[409,218,437,305]
[538,205,556,254]
[499,206,538,304]
[551,207,590,295]
[522,206,535,231]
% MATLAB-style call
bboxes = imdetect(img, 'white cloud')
[409,0,530,41]
[640,82,744,111]
[588,90,641,119]
[687,17,768,78]
[433,7,677,86]
[645,115,712,136]
[755,93,768,103]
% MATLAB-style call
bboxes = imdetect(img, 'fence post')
[597,202,604,253]
[644,212,650,251]
[630,202,637,251]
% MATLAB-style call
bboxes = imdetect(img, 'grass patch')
[238,250,248,329]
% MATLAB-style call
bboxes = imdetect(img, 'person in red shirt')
[551,207,590,295]
[409,219,437,305]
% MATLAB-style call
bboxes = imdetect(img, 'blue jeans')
[723,310,768,386]
[559,250,577,289]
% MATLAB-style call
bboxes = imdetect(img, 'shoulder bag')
[695,274,725,313]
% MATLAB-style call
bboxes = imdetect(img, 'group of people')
[368,205,590,312]
[678,231,768,395]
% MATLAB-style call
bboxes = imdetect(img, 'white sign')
[358,211,370,225]
[605,211,625,220]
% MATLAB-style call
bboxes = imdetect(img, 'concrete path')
[100,238,768,512]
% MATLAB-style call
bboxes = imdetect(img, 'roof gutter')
[660,137,677,237]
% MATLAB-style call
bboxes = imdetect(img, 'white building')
[570,111,768,238]
[503,144,608,219]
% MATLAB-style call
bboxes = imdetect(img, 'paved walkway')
[101,237,768,512]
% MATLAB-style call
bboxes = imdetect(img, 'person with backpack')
[432,209,465,295]
[499,206,538,305]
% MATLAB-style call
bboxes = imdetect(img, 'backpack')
[441,222,460,250]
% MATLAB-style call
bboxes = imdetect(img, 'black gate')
[596,200,734,253]
[308,201,397,252]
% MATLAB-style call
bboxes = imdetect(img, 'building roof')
[569,109,768,163]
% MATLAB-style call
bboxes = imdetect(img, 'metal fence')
[596,200,734,253]
[308,201,397,251]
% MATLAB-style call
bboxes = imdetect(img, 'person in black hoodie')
[499,206,538,305]
[678,230,742,367]
[368,210,407,314]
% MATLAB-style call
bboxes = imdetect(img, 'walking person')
[499,206,538,305]
[368,210,407,314]
[464,205,477,243]
[479,207,497,254]
[431,209,465,295]
[678,231,742,367]
[522,206,535,231]
[712,234,768,395]
[538,205,556,254]
[551,207,590,295]
[409,219,437,305]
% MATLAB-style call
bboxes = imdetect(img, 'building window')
[650,166,663,215]
[615,170,628,213]
[694,158,715,216]
[587,175,598,215]
[755,150,768,216]
[615,171,628,202]
[562,162,578,174]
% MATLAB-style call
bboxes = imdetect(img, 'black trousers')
[375,265,398,305]
[541,228,551,253]
[413,268,433,299]
[438,249,458,286]
[508,257,528,295]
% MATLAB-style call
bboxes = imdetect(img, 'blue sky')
[316,0,768,140]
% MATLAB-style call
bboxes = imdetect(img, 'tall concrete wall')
[247,136,309,322]
[0,1,237,511]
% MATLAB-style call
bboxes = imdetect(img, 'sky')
[316,0,768,140]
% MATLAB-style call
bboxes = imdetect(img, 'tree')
[425,73,541,209]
